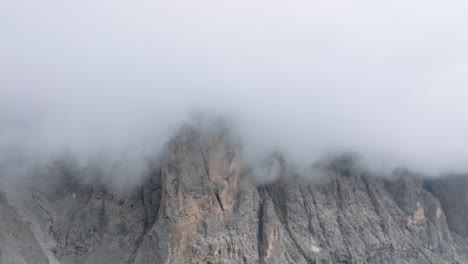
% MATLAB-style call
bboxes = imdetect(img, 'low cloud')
[1,0,468,182]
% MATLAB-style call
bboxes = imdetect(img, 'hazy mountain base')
[1,126,467,264]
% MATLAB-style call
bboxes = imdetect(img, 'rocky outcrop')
[0,126,467,263]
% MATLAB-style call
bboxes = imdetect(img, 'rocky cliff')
[1,126,467,264]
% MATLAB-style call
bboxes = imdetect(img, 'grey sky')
[1,0,468,177]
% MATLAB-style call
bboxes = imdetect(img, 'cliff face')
[1,127,467,264]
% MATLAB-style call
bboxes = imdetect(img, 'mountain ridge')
[0,125,467,264]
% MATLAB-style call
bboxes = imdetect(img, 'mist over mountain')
[1,2,468,263]
[2,0,468,180]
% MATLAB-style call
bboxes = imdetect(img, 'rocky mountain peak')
[0,127,467,263]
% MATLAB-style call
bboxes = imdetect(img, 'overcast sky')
[1,0,468,177]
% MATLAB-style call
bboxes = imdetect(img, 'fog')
[1,0,468,182]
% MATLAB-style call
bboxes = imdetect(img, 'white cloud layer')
[1,0,468,177]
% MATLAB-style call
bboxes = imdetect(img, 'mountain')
[0,126,467,264]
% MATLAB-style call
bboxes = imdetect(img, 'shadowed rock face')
[0,126,467,264]
[424,176,468,262]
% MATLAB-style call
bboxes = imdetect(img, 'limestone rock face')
[0,126,467,263]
